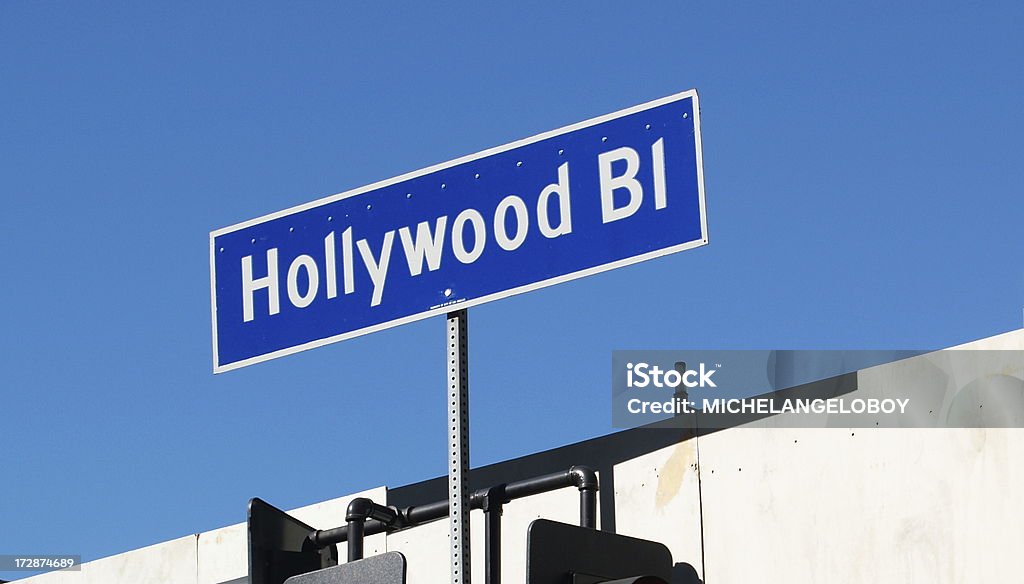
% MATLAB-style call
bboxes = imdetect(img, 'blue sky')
[2,0,1023,574]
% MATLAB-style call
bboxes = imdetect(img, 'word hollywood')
[240,139,671,320]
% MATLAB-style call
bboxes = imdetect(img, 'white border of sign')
[210,89,707,373]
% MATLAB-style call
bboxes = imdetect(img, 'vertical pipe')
[347,519,364,562]
[447,309,472,584]
[580,488,597,529]
[484,501,502,584]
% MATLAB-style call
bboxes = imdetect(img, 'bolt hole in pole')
[447,309,471,584]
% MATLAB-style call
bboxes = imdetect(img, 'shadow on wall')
[389,374,857,533]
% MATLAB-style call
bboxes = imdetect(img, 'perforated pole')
[447,309,471,584]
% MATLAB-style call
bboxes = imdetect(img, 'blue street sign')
[210,90,707,372]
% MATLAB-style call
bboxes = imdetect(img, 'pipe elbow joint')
[568,465,599,492]
[346,497,376,522]
[481,484,508,513]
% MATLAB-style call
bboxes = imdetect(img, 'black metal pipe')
[580,487,597,529]
[308,465,599,549]
[568,465,599,491]
[402,499,454,526]
[345,497,403,560]
[569,466,599,529]
[346,518,364,562]
[347,497,400,525]
[482,486,506,584]
[484,506,501,584]
[503,470,573,500]
[402,489,488,525]
[309,519,390,549]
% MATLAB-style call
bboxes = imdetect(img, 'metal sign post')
[447,309,471,584]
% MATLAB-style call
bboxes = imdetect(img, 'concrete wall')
[16,487,386,584]
[16,330,1024,584]
[698,427,1023,582]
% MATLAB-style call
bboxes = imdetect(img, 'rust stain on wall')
[656,440,696,509]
